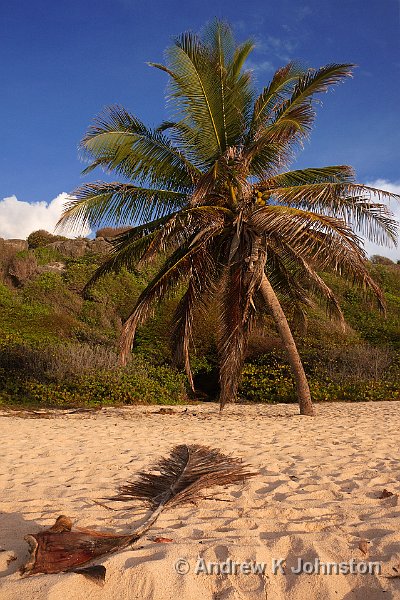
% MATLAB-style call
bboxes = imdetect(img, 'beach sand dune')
[0,401,399,599]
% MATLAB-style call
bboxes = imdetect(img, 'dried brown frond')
[111,444,255,509]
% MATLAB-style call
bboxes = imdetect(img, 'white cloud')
[247,59,275,74]
[256,35,298,63]
[0,193,91,239]
[363,180,400,262]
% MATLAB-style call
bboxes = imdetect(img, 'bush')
[370,255,395,265]
[33,246,65,265]
[27,230,67,249]
[238,340,400,404]
[239,359,296,403]
[239,361,400,404]
[0,341,188,407]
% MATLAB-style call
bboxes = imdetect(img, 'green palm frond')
[151,34,224,160]
[248,141,294,179]
[80,105,200,189]
[259,181,399,245]
[156,120,205,169]
[271,63,354,135]
[261,165,355,187]
[57,182,187,232]
[151,21,253,165]
[247,64,354,166]
[230,39,255,79]
[249,62,306,134]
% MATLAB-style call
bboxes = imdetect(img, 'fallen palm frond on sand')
[21,444,254,583]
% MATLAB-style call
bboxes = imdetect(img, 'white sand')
[0,401,399,599]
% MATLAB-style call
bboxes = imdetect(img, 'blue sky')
[0,0,399,255]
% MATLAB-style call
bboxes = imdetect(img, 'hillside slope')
[0,232,399,406]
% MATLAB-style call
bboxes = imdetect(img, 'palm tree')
[58,21,399,416]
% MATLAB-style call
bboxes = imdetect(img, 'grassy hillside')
[0,233,399,407]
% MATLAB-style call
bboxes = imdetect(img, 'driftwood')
[21,445,255,580]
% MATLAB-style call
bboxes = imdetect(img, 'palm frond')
[250,205,363,251]
[259,181,399,245]
[156,120,206,168]
[120,225,224,363]
[265,245,310,306]
[267,238,345,324]
[171,241,223,388]
[246,64,354,168]
[138,205,232,264]
[260,165,355,187]
[230,39,255,79]
[151,23,253,164]
[84,207,231,292]
[80,105,200,189]
[111,444,255,508]
[23,444,254,577]
[57,182,187,232]
[271,63,354,135]
[250,204,388,307]
[83,215,180,291]
[84,232,157,292]
[249,62,306,133]
[152,33,224,160]
[268,225,386,311]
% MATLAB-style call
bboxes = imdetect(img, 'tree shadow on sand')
[342,585,395,599]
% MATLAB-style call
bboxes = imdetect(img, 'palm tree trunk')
[259,274,315,416]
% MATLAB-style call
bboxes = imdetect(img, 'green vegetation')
[0,237,398,408]
[27,229,68,248]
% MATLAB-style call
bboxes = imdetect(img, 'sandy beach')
[0,401,399,599]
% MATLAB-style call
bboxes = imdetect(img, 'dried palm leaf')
[111,444,254,509]
[22,445,254,579]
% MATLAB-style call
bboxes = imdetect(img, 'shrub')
[370,255,395,265]
[239,359,296,403]
[27,230,67,249]
[0,342,187,407]
[33,246,65,265]
[0,282,14,307]
[22,272,82,315]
